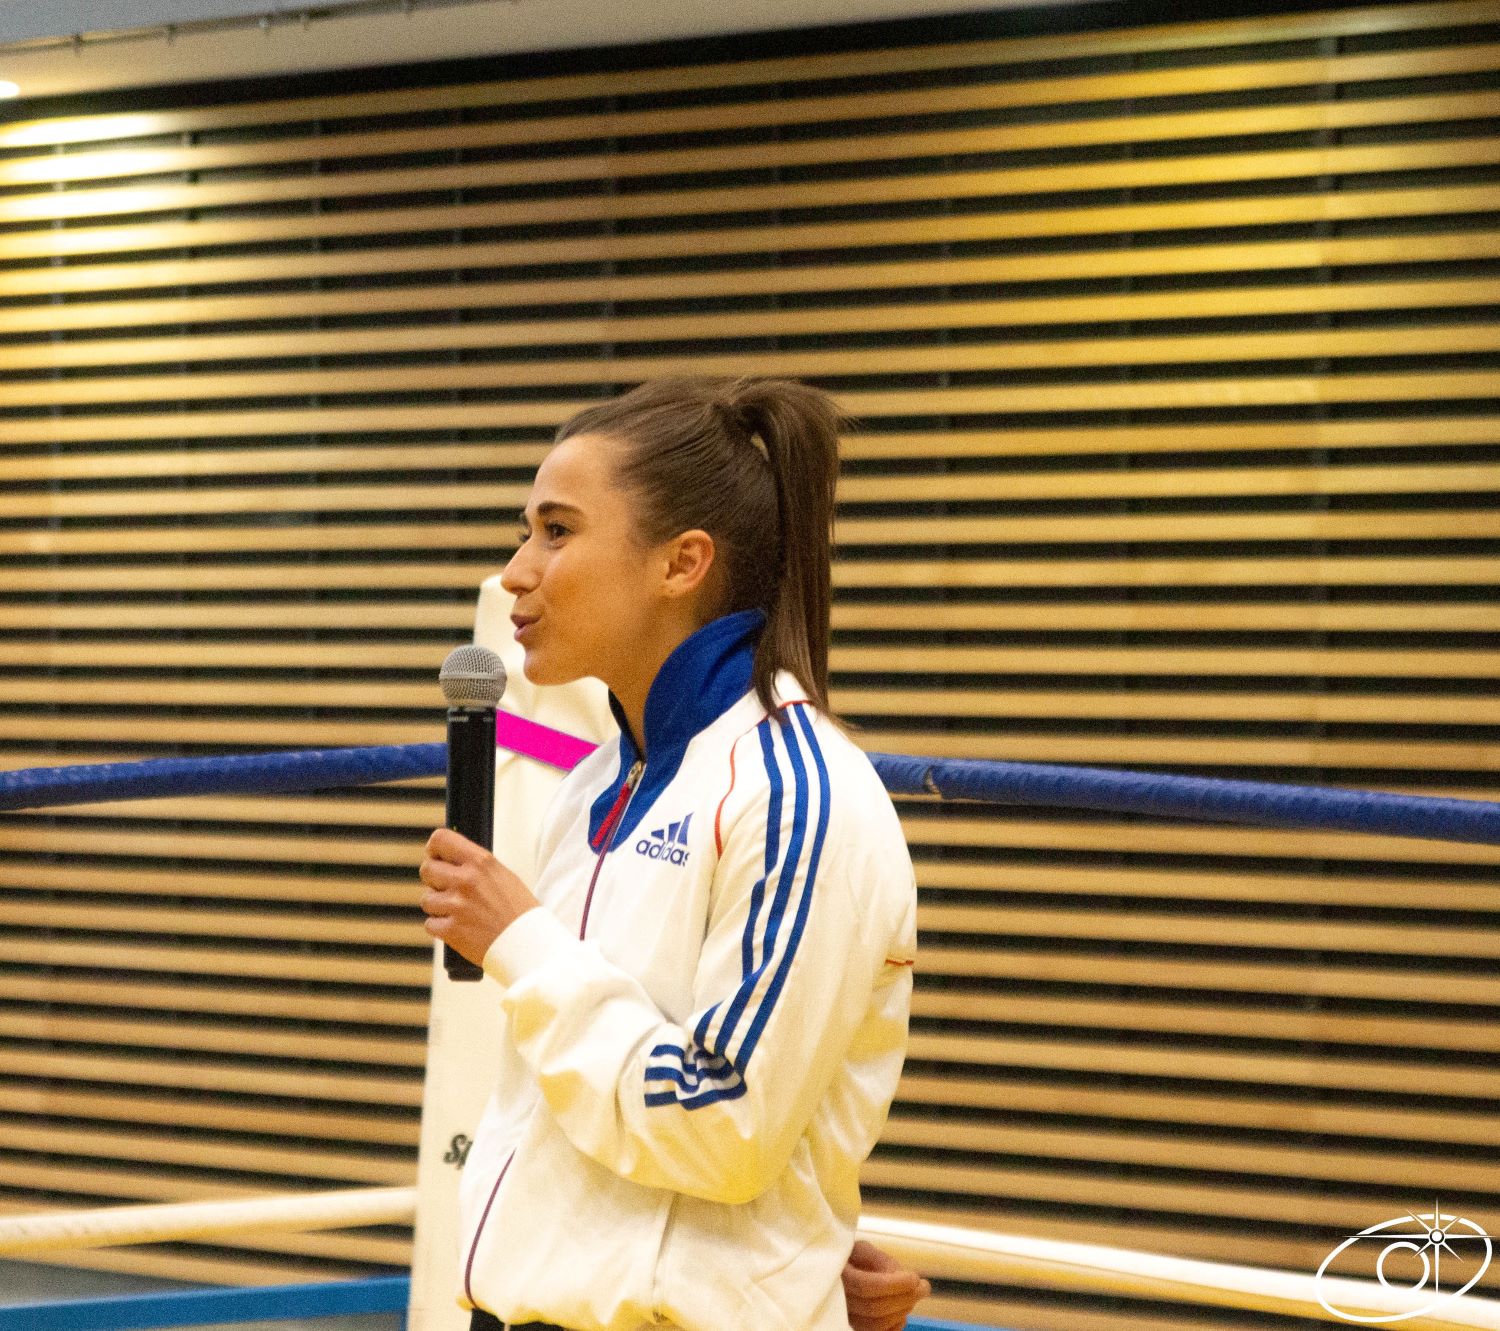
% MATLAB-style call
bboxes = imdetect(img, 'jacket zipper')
[464,761,642,1304]
[463,1147,515,1306]
[580,759,643,939]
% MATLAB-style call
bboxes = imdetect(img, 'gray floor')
[0,1258,404,1330]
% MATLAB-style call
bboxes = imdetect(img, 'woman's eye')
[515,527,530,545]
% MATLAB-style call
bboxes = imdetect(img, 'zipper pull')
[590,760,644,851]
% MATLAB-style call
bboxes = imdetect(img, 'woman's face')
[500,431,675,690]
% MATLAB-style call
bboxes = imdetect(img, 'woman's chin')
[520,652,577,688]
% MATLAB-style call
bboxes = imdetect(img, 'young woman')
[420,378,924,1331]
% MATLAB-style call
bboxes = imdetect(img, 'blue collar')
[588,608,764,849]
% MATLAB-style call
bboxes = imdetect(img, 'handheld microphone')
[438,644,507,982]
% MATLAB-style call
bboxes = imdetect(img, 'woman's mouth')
[511,615,537,642]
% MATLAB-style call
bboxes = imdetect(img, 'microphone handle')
[444,704,496,981]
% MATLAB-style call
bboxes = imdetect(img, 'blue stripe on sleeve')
[734,706,830,1067]
[641,706,829,1112]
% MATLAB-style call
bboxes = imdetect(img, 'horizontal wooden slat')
[11,373,1500,446]
[2,555,1496,595]
[0,717,435,747]
[916,945,1500,1002]
[835,507,1500,544]
[9,794,439,829]
[0,970,425,1024]
[917,903,1500,958]
[5,507,1493,550]
[0,1083,416,1145]
[3,464,1494,514]
[832,644,1500,677]
[878,1112,1500,1191]
[912,861,1500,911]
[838,463,1500,503]
[848,688,1500,724]
[6,120,1497,230]
[893,1071,1500,1146]
[0,641,454,669]
[901,815,1500,864]
[0,864,429,906]
[876,731,1500,771]
[0,939,429,988]
[904,1030,1500,1097]
[10,275,1500,367]
[0,821,425,865]
[0,639,1491,677]
[0,900,425,951]
[5,597,1494,636]
[8,676,1498,725]
[13,45,1500,190]
[14,328,1500,410]
[864,1154,1500,1231]
[831,604,1500,632]
[841,415,1500,459]
[0,604,475,631]
[0,482,530,518]
[0,1009,423,1067]
[835,556,1500,589]
[910,991,1500,1051]
[5,1119,413,1186]
[4,0,1489,151]
[0,444,549,482]
[0,1042,423,1104]
[6,197,1495,305]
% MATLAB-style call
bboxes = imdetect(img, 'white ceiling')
[0,0,1101,104]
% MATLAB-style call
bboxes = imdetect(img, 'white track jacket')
[460,610,918,1331]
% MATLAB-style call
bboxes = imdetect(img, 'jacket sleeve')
[483,714,909,1204]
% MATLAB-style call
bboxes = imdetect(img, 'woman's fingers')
[417,828,542,966]
[843,1241,931,1331]
[425,826,484,863]
[418,855,470,893]
[847,1240,903,1273]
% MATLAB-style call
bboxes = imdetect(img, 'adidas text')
[636,814,692,866]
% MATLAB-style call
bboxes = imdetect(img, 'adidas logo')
[635,813,692,866]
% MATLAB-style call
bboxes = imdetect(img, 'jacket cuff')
[483,906,574,988]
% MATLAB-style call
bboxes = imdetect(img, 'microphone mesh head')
[440,644,507,707]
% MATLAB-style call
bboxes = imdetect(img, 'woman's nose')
[500,540,536,595]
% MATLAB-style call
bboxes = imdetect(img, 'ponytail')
[555,377,843,716]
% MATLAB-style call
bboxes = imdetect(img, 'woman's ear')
[661,529,717,603]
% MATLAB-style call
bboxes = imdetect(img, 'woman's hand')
[419,827,539,968]
[843,1239,932,1331]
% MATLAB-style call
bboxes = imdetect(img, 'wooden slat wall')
[2,0,1499,1323]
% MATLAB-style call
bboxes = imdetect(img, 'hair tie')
[727,401,770,461]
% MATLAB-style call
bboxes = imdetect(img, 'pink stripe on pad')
[496,710,598,772]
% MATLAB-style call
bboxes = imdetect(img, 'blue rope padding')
[869,752,1500,848]
[0,1273,410,1330]
[0,744,446,812]
[1,742,1497,847]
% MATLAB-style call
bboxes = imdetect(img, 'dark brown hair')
[556,377,843,715]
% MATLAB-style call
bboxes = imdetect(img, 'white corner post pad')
[407,576,613,1331]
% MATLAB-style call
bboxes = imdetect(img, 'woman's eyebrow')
[521,501,584,523]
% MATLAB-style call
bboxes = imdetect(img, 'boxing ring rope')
[1,1188,1498,1330]
[3,745,1499,1330]
[3,742,1498,845]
